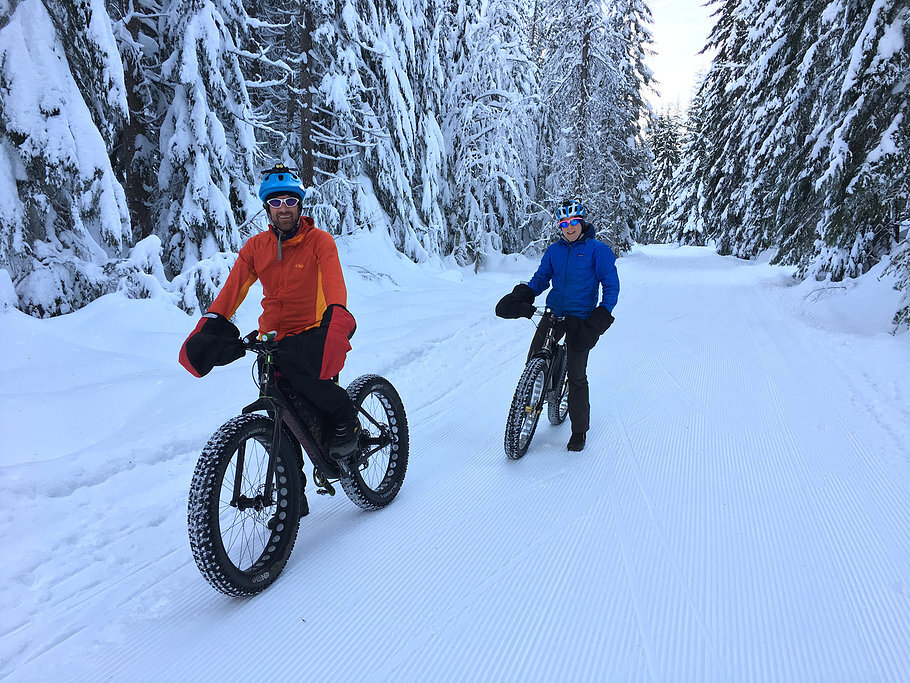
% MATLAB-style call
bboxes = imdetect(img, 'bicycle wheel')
[188,413,302,597]
[504,357,548,459]
[547,345,569,425]
[338,374,409,510]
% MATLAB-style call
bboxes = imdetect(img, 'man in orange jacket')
[179,164,360,458]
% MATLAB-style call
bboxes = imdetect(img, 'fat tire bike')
[187,334,408,597]
[503,308,569,459]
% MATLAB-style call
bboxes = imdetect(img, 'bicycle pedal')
[316,484,336,496]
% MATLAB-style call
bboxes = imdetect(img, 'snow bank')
[0,269,17,310]
[786,256,905,336]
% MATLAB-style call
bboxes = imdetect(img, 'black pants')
[274,332,356,427]
[527,319,591,434]
[291,376,355,423]
[271,355,356,434]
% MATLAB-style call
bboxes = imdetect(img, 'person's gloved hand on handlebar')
[495,283,536,319]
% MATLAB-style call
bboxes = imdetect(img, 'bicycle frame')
[239,338,341,499]
[530,309,567,394]
[237,337,393,500]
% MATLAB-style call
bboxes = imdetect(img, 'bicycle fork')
[229,405,286,510]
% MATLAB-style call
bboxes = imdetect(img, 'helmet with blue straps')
[555,199,587,220]
[258,164,305,202]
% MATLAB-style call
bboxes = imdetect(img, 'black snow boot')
[567,432,586,452]
[329,415,362,459]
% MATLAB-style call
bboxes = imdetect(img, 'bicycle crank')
[312,468,336,496]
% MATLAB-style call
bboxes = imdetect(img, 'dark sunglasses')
[266,197,300,208]
[559,218,582,229]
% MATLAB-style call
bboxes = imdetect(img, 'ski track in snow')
[3,244,910,681]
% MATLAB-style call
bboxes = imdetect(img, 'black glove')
[589,306,614,334]
[179,313,245,377]
[564,315,590,350]
[495,283,536,319]
[565,307,613,351]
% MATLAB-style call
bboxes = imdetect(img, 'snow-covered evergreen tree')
[107,0,163,243]
[301,0,452,264]
[357,0,428,256]
[663,85,709,245]
[241,0,313,172]
[791,0,909,282]
[41,0,129,144]
[888,228,910,331]
[300,0,406,244]
[684,0,751,255]
[156,0,260,310]
[411,0,449,255]
[536,0,653,251]
[601,0,654,249]
[722,0,801,259]
[642,109,681,243]
[442,0,538,263]
[0,0,130,316]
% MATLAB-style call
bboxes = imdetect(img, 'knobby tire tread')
[338,374,409,510]
[188,413,301,597]
[504,357,548,459]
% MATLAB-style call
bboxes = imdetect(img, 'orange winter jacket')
[208,216,347,339]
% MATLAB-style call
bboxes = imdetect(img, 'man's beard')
[272,212,300,233]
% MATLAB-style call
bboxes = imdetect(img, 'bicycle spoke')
[188,402,304,595]
[215,437,277,571]
[337,375,408,510]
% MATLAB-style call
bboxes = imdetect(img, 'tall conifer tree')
[643,110,681,243]
[0,0,130,316]
[443,0,538,262]
[156,0,259,292]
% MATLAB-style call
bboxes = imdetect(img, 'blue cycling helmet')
[555,199,587,220]
[258,164,305,202]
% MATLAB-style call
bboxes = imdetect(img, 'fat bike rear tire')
[547,346,569,426]
[504,357,548,459]
[188,414,302,597]
[338,375,409,510]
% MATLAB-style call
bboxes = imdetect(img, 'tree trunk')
[116,3,154,241]
[576,21,590,194]
[294,7,314,186]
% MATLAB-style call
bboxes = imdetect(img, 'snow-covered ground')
[3,237,910,681]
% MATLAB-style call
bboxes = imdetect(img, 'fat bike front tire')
[504,357,548,459]
[338,374,409,510]
[188,414,302,597]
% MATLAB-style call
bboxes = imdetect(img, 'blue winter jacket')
[527,224,619,318]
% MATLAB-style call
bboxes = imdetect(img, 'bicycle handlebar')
[530,307,565,323]
[242,331,278,355]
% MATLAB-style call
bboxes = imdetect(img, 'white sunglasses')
[266,197,300,208]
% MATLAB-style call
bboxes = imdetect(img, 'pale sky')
[645,0,717,114]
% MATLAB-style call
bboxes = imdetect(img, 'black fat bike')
[187,334,408,597]
[503,308,569,459]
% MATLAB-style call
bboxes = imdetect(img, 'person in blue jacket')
[496,199,620,451]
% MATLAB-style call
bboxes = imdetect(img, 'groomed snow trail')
[3,244,910,681]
